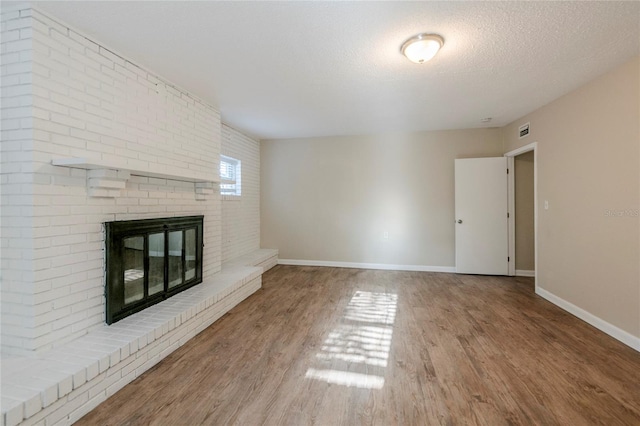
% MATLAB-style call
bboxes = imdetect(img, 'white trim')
[507,156,515,276]
[536,287,640,352]
[515,269,535,277]
[505,142,537,158]
[504,142,538,292]
[278,259,456,273]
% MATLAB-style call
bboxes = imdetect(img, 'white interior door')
[455,157,508,275]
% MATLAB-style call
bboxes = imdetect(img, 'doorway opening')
[505,142,538,291]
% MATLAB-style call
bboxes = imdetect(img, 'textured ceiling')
[29,1,640,140]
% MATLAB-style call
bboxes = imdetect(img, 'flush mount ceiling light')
[401,33,444,64]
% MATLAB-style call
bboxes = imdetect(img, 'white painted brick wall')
[221,125,260,262]
[1,7,223,355]
[1,7,37,354]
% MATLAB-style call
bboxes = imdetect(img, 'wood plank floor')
[77,266,640,425]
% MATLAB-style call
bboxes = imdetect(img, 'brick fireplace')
[1,6,222,356]
[1,6,275,425]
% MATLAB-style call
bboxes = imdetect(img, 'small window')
[220,155,241,196]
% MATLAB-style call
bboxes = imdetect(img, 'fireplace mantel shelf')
[52,157,219,183]
[52,157,218,199]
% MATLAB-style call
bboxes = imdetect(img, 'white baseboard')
[515,269,535,277]
[536,287,640,352]
[277,259,456,273]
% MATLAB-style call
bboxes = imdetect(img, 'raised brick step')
[1,249,278,426]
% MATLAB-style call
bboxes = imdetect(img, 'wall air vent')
[519,122,530,139]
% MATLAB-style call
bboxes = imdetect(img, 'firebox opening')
[105,216,204,324]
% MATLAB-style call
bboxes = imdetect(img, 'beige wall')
[261,129,502,267]
[515,151,535,271]
[502,56,640,338]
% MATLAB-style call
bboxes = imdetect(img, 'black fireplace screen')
[105,216,203,324]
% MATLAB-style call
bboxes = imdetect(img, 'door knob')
[457,219,463,224]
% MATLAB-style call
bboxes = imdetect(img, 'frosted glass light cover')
[401,34,444,64]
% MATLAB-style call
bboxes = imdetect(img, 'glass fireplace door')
[148,233,165,296]
[168,231,183,289]
[105,216,203,324]
[123,236,144,305]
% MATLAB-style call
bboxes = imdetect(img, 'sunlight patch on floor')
[315,325,392,367]
[305,291,397,389]
[343,291,397,325]
[305,368,385,389]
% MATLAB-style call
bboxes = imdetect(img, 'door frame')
[504,142,538,290]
